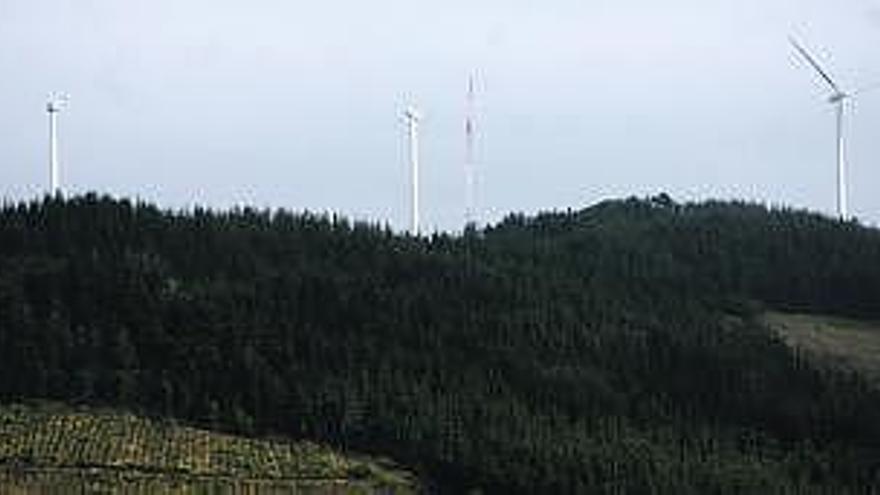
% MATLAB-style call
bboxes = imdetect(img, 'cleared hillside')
[765,311,880,384]
[0,402,416,494]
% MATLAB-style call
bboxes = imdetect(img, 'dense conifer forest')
[2,193,880,492]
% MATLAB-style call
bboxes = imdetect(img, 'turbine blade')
[789,36,842,95]
[854,81,880,96]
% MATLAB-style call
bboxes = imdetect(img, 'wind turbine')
[403,104,422,235]
[46,92,70,196]
[789,37,879,220]
[464,74,477,227]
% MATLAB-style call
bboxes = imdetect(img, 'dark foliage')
[2,193,880,492]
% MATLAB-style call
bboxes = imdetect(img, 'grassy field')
[764,311,880,384]
[0,402,417,494]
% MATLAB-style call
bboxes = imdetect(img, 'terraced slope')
[0,402,417,494]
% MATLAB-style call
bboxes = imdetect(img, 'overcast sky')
[1,0,879,231]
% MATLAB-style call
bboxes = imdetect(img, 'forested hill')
[486,195,880,318]
[3,193,880,493]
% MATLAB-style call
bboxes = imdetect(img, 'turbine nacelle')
[828,93,848,104]
[46,92,70,113]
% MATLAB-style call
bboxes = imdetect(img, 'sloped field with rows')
[0,402,416,494]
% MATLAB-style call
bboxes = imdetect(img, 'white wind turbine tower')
[789,37,880,220]
[464,74,477,227]
[46,92,70,196]
[403,104,422,235]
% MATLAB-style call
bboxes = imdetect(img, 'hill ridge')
[3,193,880,492]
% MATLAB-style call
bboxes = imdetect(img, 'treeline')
[2,193,880,492]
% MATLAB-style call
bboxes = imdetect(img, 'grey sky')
[1,0,879,231]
